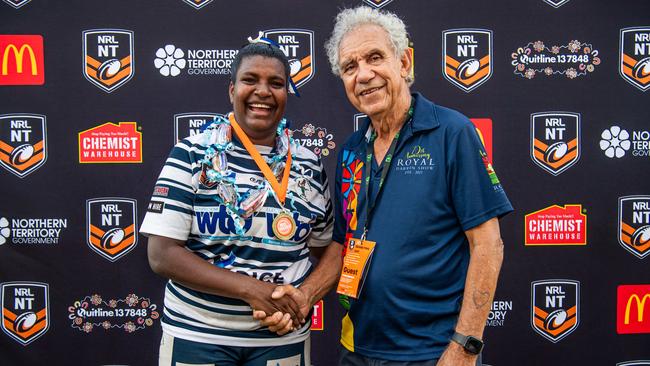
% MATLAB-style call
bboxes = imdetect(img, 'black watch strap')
[450,331,484,355]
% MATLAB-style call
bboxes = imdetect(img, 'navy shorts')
[158,332,310,366]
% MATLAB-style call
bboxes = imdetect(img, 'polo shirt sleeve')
[139,140,196,241]
[332,148,347,245]
[306,158,334,248]
[448,122,513,231]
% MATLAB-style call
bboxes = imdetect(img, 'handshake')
[246,283,313,336]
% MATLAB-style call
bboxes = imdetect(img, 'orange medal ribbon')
[228,113,292,204]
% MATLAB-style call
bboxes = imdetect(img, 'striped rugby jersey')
[140,129,333,347]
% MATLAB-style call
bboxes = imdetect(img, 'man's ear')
[228,81,234,104]
[400,48,412,79]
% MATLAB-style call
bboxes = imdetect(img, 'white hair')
[324,6,413,85]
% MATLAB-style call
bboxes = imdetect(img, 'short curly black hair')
[230,42,291,84]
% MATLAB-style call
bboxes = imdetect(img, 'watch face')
[466,337,484,355]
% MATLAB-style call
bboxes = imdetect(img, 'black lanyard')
[360,101,414,240]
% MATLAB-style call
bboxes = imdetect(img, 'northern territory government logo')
[154,44,237,77]
[486,299,512,327]
[618,195,650,259]
[0,216,68,245]
[543,0,570,8]
[511,39,600,79]
[617,284,650,334]
[180,0,213,9]
[530,112,580,175]
[78,122,142,163]
[1,282,49,345]
[0,114,46,178]
[620,27,650,91]
[260,29,315,89]
[600,125,650,159]
[290,123,336,157]
[174,113,220,143]
[68,293,159,333]
[2,0,32,9]
[525,204,586,245]
[86,198,138,262]
[362,0,395,9]
[531,279,580,343]
[0,35,44,85]
[82,29,134,93]
[443,29,492,92]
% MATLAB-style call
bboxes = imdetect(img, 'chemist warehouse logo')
[82,29,134,93]
[443,29,492,92]
[0,114,46,178]
[618,196,650,259]
[525,204,587,245]
[530,112,580,175]
[262,29,315,89]
[0,216,68,245]
[620,27,650,91]
[1,282,49,346]
[86,198,138,262]
[174,113,221,144]
[78,122,142,163]
[531,280,580,343]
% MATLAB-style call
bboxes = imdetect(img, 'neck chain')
[199,113,295,236]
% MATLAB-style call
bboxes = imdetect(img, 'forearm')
[454,235,503,338]
[299,241,343,307]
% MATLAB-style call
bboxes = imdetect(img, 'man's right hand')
[244,281,305,328]
[253,285,311,335]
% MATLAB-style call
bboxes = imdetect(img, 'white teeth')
[250,103,271,109]
[361,87,380,95]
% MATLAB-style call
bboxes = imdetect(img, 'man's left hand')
[436,341,478,366]
[252,285,311,335]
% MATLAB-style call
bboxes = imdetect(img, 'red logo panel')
[0,35,44,85]
[617,284,650,334]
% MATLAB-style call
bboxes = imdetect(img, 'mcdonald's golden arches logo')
[617,284,650,334]
[0,35,44,85]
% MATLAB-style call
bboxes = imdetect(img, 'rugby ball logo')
[443,29,493,92]
[0,114,47,178]
[262,29,315,89]
[620,27,650,91]
[82,29,134,93]
[618,196,650,259]
[1,282,50,345]
[531,280,580,342]
[530,112,580,175]
[86,198,138,261]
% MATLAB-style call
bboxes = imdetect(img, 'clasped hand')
[249,284,310,335]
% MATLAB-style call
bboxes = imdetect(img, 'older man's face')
[338,24,410,119]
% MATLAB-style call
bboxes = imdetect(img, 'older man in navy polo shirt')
[323,6,513,366]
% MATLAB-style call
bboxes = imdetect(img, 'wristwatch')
[450,331,484,355]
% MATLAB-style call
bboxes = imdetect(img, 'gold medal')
[272,212,297,241]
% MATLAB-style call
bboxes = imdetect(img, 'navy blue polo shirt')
[333,93,513,361]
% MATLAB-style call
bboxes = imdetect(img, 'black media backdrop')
[1,0,649,365]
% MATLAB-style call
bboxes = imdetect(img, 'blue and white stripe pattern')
[140,128,333,346]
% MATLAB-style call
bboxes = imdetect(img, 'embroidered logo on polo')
[0,114,46,178]
[543,0,570,8]
[0,35,44,85]
[361,0,395,9]
[180,0,213,9]
[618,196,650,259]
[78,122,142,163]
[525,204,586,245]
[290,123,336,157]
[85,198,138,261]
[67,293,159,333]
[1,282,49,345]
[261,29,314,89]
[82,29,134,93]
[443,29,492,92]
[2,0,32,9]
[620,27,650,91]
[174,113,220,144]
[617,284,650,334]
[395,145,435,176]
[530,112,580,175]
[511,40,600,79]
[531,279,580,342]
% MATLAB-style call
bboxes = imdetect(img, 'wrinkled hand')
[436,342,478,366]
[245,282,304,328]
[253,285,311,335]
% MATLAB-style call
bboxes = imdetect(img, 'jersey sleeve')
[448,121,513,231]
[307,157,334,248]
[139,140,197,241]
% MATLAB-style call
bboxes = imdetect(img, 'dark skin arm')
[253,241,343,334]
[147,234,304,326]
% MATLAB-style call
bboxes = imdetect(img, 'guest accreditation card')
[336,238,376,299]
